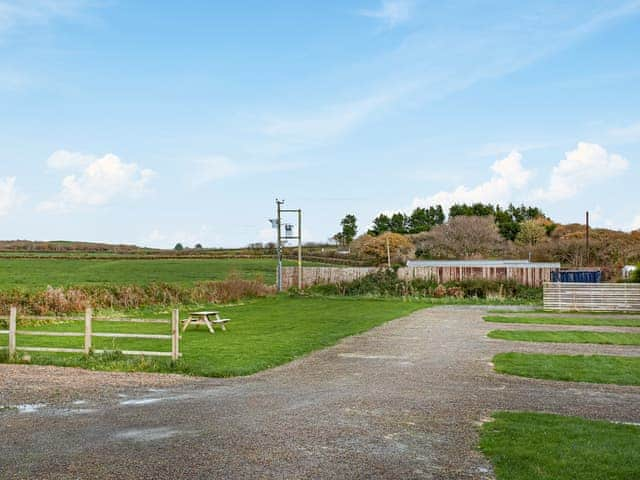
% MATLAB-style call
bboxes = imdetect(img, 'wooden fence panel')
[544,283,640,312]
[1,307,181,359]
[283,265,554,289]
[282,267,378,289]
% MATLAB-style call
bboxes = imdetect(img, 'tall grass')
[0,275,274,316]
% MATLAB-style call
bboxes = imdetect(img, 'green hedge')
[307,269,541,300]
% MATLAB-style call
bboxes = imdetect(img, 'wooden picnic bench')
[182,311,230,334]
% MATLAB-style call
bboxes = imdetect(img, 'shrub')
[0,276,275,316]
[307,271,541,300]
[351,233,415,265]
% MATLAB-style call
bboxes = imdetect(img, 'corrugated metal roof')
[406,260,561,268]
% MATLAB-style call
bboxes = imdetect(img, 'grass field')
[484,315,640,327]
[0,257,318,290]
[493,352,640,385]
[480,412,640,480]
[488,329,640,345]
[0,296,428,377]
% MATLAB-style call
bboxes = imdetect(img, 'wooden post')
[386,237,391,268]
[8,306,17,358]
[297,209,303,290]
[171,309,179,361]
[84,307,93,354]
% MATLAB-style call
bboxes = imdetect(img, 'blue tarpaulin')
[551,270,602,283]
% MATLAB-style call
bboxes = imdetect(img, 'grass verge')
[493,352,640,385]
[484,315,640,327]
[0,296,428,377]
[480,411,640,480]
[488,329,640,345]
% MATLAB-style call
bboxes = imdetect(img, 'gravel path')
[1,306,639,479]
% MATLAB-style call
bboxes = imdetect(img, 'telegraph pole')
[585,210,590,266]
[297,209,303,290]
[271,199,303,292]
[276,199,284,292]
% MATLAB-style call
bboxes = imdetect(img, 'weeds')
[0,275,274,316]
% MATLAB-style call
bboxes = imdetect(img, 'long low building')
[406,259,561,269]
[282,260,561,289]
[401,259,561,287]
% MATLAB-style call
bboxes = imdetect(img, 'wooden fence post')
[171,309,179,361]
[8,306,17,358]
[84,307,93,354]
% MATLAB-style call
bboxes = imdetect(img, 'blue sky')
[1,0,639,248]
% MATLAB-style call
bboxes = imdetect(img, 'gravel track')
[1,306,639,479]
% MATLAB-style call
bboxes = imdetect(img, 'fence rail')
[543,282,640,312]
[0,307,181,360]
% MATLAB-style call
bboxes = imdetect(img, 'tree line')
[334,202,551,245]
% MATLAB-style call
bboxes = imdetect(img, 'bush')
[632,266,640,283]
[351,233,415,265]
[0,275,275,316]
[307,271,541,300]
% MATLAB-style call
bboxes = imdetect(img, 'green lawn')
[0,257,319,290]
[493,352,640,385]
[0,296,428,377]
[484,315,640,327]
[480,412,640,480]
[488,329,640,345]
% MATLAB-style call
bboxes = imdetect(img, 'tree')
[449,202,546,241]
[352,232,415,265]
[339,214,358,244]
[449,203,496,218]
[389,213,409,234]
[516,219,547,246]
[174,243,184,251]
[369,214,392,236]
[414,215,507,258]
[194,243,203,249]
[408,205,445,233]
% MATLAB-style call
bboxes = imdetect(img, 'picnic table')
[182,311,230,334]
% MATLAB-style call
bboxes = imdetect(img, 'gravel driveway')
[1,306,639,479]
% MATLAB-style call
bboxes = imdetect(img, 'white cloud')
[0,176,20,216]
[412,150,532,211]
[193,155,304,185]
[359,0,412,27]
[40,152,155,212]
[631,215,640,231]
[534,142,629,201]
[609,122,640,143]
[47,149,93,169]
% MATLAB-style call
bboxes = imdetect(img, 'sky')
[1,0,639,248]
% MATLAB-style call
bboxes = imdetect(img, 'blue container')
[551,270,602,283]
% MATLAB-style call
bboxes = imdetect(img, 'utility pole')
[585,210,590,267]
[276,199,284,292]
[297,209,302,290]
[386,236,391,268]
[271,199,303,292]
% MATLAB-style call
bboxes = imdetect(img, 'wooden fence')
[283,264,554,289]
[398,265,555,287]
[543,283,640,312]
[282,266,378,289]
[0,307,181,360]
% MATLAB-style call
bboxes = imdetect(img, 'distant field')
[0,258,315,290]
